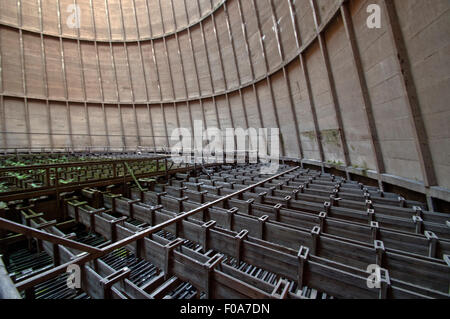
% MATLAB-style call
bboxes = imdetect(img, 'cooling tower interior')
[0,0,448,304]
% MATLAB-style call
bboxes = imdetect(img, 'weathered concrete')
[0,0,448,201]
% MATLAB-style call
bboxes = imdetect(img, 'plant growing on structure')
[0,182,9,193]
[8,172,31,180]
[327,160,344,168]
[353,162,369,177]
[59,178,74,185]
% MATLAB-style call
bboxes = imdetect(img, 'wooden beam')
[0,256,21,299]
[15,166,299,291]
[0,217,101,254]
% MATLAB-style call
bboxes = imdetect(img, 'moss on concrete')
[321,129,341,147]
[301,131,317,141]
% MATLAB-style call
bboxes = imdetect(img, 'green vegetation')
[7,172,30,180]
[352,162,369,177]
[59,179,74,185]
[322,129,341,147]
[327,160,344,167]
[0,154,171,193]
[0,182,8,193]
[301,131,317,141]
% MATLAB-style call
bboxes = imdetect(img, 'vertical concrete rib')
[37,0,53,150]
[183,0,206,147]
[289,0,324,163]
[382,0,437,190]
[183,4,202,98]
[236,0,265,136]
[158,0,175,150]
[159,0,181,140]
[56,0,74,150]
[118,0,141,149]
[300,53,324,163]
[196,1,215,95]
[223,2,241,85]
[89,0,110,150]
[17,0,32,149]
[169,0,195,142]
[210,8,228,91]
[74,0,93,150]
[195,1,216,146]
[340,2,385,188]
[104,0,127,150]
[144,0,169,150]
[268,0,303,158]
[236,0,255,80]
[310,0,351,167]
[223,0,250,153]
[0,21,5,150]
[131,0,155,149]
[251,0,286,156]
[139,0,157,150]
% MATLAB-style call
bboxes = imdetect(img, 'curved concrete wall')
[0,0,224,41]
[0,0,449,202]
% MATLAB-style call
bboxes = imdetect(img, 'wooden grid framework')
[0,163,448,299]
[0,0,447,206]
